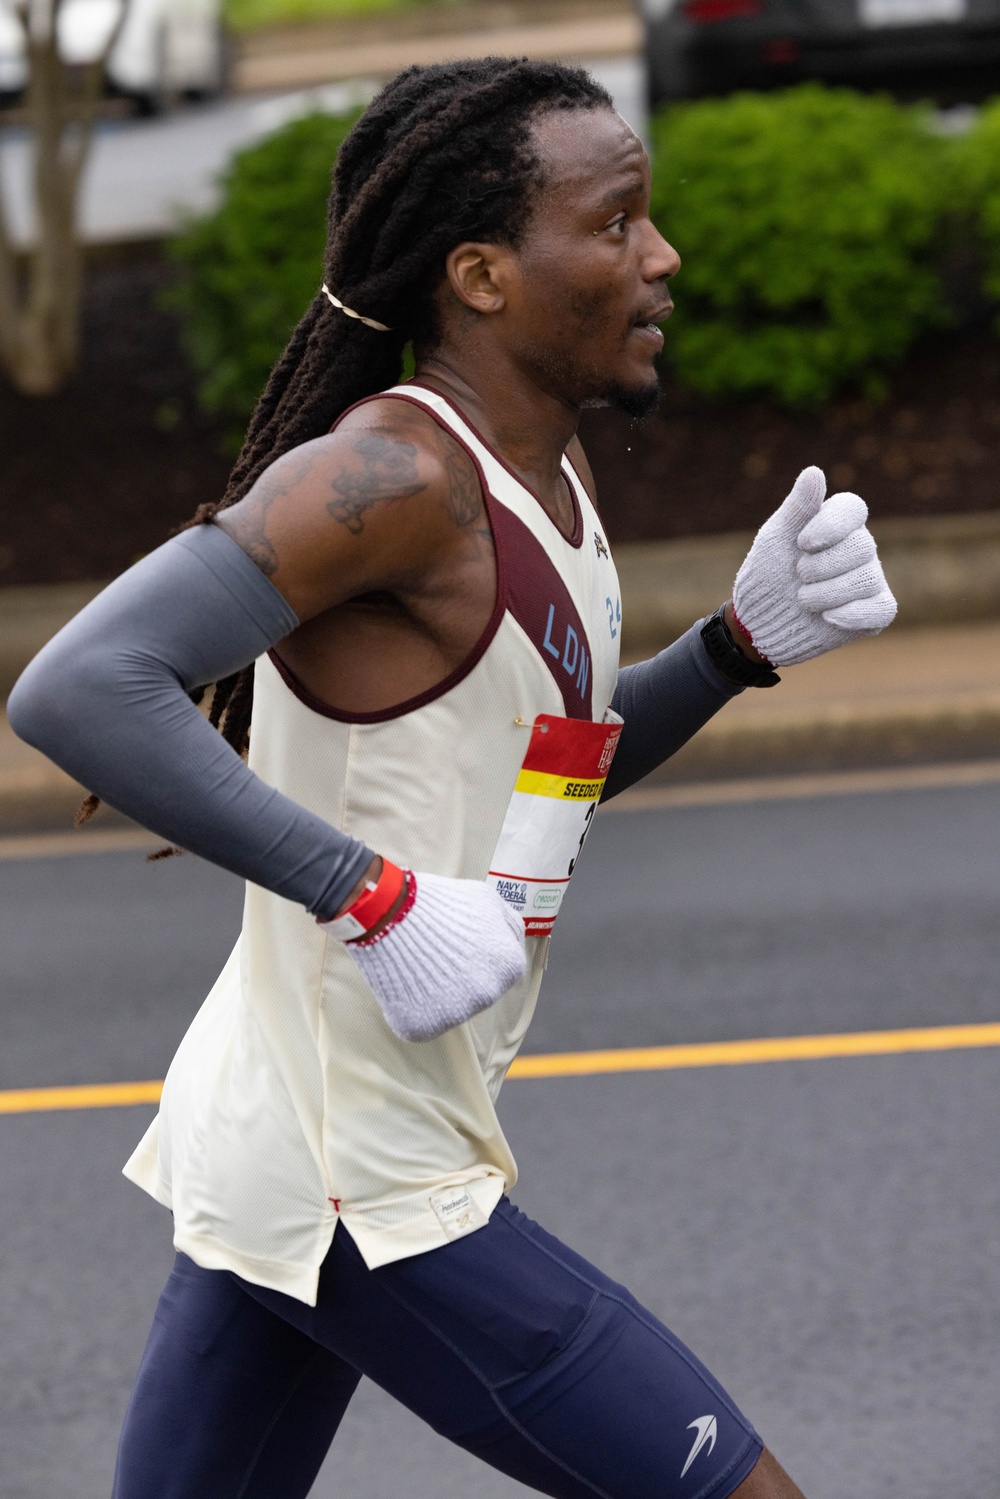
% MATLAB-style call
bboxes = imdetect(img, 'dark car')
[641,0,1000,103]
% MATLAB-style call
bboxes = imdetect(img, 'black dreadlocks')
[77,58,612,831]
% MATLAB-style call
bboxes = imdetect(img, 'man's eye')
[607,214,627,235]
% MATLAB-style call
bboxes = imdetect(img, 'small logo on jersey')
[532,889,560,910]
[495,878,527,912]
[680,1415,717,1479]
[429,1186,489,1241]
[594,531,609,559]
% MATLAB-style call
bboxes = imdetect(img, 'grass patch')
[224,0,462,32]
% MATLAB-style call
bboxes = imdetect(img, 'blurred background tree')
[0,0,131,395]
[166,108,359,444]
[649,85,957,407]
[955,98,1000,322]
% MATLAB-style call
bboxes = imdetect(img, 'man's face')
[502,107,680,418]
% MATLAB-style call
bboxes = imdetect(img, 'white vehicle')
[0,0,224,110]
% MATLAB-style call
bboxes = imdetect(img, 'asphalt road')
[1,781,999,1497]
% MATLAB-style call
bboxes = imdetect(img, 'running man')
[10,59,896,1499]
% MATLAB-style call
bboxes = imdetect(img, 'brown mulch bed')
[0,253,232,589]
[2,254,999,590]
[580,330,1000,542]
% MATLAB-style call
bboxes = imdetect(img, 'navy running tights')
[113,1199,762,1499]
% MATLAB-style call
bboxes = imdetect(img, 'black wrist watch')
[700,604,781,689]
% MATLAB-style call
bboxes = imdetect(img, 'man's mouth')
[628,301,671,351]
[632,300,673,331]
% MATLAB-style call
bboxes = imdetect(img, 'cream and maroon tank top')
[124,383,623,1305]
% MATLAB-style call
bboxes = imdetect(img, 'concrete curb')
[5,511,999,694]
[6,687,999,832]
[645,692,1000,785]
[617,510,1000,656]
[0,582,104,700]
[4,514,1000,829]
[0,713,89,832]
[0,777,90,834]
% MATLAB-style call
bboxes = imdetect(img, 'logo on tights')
[680,1415,718,1479]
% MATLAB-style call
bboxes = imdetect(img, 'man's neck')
[414,347,580,525]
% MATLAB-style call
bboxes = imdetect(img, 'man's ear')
[445,241,515,316]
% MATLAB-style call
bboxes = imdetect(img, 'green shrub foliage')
[650,86,953,406]
[955,100,1000,311]
[168,109,359,436]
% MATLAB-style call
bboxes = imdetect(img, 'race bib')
[488,712,623,937]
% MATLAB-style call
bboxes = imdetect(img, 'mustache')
[633,298,673,326]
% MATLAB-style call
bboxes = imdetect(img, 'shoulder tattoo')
[327,433,428,535]
[227,448,319,576]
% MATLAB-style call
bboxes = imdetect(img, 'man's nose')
[645,223,681,281]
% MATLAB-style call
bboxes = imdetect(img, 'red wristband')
[319,859,406,941]
[352,870,417,947]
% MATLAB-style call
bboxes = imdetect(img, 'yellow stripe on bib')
[515,770,606,801]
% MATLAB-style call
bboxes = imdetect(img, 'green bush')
[167,109,359,439]
[650,85,954,407]
[955,99,1000,310]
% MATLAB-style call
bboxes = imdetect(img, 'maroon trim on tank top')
[405,381,584,550]
[269,386,593,723]
[563,447,606,530]
[489,501,594,720]
[387,390,592,716]
[399,384,594,716]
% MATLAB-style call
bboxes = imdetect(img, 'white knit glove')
[344,872,527,1043]
[732,466,897,667]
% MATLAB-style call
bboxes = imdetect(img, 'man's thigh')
[113,1253,361,1499]
[247,1200,764,1499]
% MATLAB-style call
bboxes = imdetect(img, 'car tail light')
[762,37,801,61]
[683,0,764,21]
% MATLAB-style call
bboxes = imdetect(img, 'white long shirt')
[124,383,622,1305]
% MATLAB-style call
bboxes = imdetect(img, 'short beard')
[604,378,661,421]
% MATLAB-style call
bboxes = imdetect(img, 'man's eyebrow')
[592,174,646,213]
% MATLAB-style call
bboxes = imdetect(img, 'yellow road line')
[0,1080,163,1115]
[601,758,1000,815]
[507,1022,1000,1077]
[3,1024,999,1115]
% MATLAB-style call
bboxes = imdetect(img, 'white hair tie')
[321,284,393,333]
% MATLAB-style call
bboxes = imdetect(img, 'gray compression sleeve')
[601,622,743,802]
[7,524,374,919]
